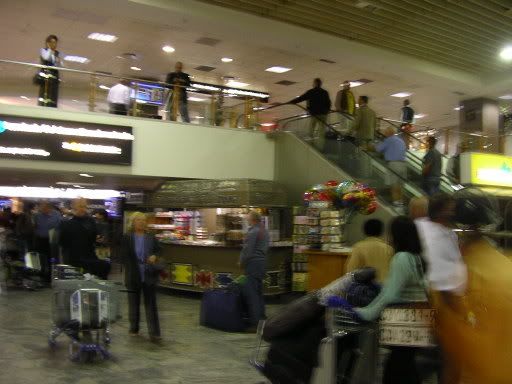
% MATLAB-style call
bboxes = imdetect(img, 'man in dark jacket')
[240,211,269,329]
[165,61,191,123]
[289,78,331,150]
[60,198,110,279]
[422,136,443,196]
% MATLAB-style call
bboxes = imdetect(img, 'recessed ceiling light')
[20,96,30,100]
[265,66,292,73]
[130,66,141,71]
[498,94,512,100]
[391,92,412,98]
[88,33,118,43]
[500,46,512,61]
[414,114,427,119]
[195,116,205,119]
[221,57,233,63]
[79,173,94,178]
[99,85,110,90]
[162,45,175,53]
[261,123,275,127]
[226,80,249,88]
[340,81,365,88]
[72,99,79,103]
[64,55,90,64]
[188,97,206,102]
[454,106,463,111]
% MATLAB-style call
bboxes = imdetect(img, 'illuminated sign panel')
[0,115,132,165]
[470,153,512,187]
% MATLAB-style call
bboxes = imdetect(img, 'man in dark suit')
[122,212,163,342]
[60,198,110,279]
[165,61,191,123]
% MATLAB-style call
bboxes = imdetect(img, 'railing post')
[132,83,139,117]
[244,97,251,129]
[88,74,97,112]
[444,129,450,155]
[172,85,179,121]
[210,93,216,126]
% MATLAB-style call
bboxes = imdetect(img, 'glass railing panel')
[283,115,423,210]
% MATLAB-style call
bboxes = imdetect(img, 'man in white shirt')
[415,194,467,294]
[107,79,131,115]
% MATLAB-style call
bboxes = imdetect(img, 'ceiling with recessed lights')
[0,0,512,129]
[201,0,512,75]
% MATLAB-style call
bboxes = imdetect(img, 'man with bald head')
[165,61,191,123]
[375,126,407,210]
[409,196,429,220]
[60,198,110,279]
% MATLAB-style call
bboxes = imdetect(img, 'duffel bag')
[200,285,246,332]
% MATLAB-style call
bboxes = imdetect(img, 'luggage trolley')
[317,308,379,384]
[49,286,112,362]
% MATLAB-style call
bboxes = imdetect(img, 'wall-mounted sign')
[466,152,512,188]
[0,115,133,165]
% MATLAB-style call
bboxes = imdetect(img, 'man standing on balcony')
[107,79,131,115]
[289,78,331,150]
[352,96,377,147]
[422,136,442,196]
[165,62,191,123]
[375,126,407,212]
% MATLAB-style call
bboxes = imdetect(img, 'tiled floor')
[0,287,274,384]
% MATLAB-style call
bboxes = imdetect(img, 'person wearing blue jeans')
[240,211,269,330]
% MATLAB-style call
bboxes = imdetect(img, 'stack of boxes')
[291,206,346,292]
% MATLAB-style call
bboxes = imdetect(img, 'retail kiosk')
[128,179,292,295]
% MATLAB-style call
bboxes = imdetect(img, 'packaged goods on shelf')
[320,210,341,218]
[292,272,308,292]
[294,216,309,225]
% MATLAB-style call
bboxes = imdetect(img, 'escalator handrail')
[275,104,424,196]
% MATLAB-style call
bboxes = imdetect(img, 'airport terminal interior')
[2,0,512,383]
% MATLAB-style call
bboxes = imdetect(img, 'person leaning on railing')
[288,78,331,151]
[165,61,191,123]
[36,34,62,108]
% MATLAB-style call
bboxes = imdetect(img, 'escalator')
[268,105,458,212]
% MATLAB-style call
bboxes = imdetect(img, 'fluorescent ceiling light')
[414,114,427,119]
[64,55,90,64]
[265,66,292,73]
[162,45,175,53]
[188,97,206,102]
[391,92,412,98]
[221,57,233,63]
[498,94,512,100]
[20,96,30,100]
[130,66,141,71]
[0,146,50,157]
[226,80,249,88]
[0,120,133,140]
[62,142,122,155]
[195,116,205,119]
[349,81,364,87]
[0,186,121,199]
[500,46,512,61]
[88,33,118,43]
[79,173,94,178]
[99,85,110,90]
[72,99,79,103]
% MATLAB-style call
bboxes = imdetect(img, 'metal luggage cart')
[316,308,379,384]
[249,320,268,375]
[49,287,112,363]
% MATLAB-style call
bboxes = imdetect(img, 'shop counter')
[305,249,352,291]
[158,242,292,295]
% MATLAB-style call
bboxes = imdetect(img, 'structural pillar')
[459,98,500,153]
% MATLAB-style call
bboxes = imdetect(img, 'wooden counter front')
[305,250,351,291]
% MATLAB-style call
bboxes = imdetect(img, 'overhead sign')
[0,115,133,165]
[469,152,512,188]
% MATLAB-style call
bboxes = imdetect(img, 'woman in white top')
[38,34,61,107]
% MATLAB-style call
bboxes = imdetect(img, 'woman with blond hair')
[122,212,163,342]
